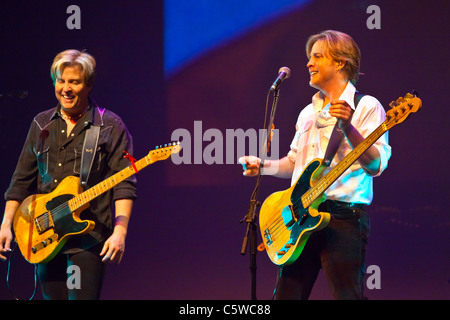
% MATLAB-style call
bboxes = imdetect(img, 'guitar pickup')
[281,205,298,228]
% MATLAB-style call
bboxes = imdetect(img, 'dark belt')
[319,199,365,212]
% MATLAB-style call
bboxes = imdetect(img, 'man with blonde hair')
[240,30,391,299]
[0,50,137,300]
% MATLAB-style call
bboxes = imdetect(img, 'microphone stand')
[241,88,280,300]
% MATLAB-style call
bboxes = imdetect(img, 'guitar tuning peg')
[389,101,398,109]
[396,97,405,103]
[410,89,419,97]
[403,93,413,100]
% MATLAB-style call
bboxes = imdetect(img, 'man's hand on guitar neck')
[329,100,381,176]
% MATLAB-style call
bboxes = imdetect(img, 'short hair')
[306,30,361,84]
[50,49,96,87]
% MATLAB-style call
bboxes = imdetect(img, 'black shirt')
[5,100,137,252]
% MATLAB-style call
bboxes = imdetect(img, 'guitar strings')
[33,158,145,230]
[263,105,408,257]
[262,114,397,247]
[70,160,143,210]
[294,119,391,209]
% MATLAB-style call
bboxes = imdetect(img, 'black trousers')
[36,242,106,300]
[273,200,370,300]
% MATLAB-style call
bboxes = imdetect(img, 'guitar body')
[259,92,422,266]
[13,176,93,264]
[259,159,331,266]
[11,142,181,265]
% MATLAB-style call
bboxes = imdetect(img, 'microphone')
[270,67,291,92]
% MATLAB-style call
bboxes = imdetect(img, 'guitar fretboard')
[68,155,152,211]
[300,118,393,209]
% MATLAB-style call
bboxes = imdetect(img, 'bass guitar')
[13,142,181,264]
[259,92,421,266]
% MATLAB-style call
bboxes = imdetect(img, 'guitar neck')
[68,155,152,211]
[301,119,391,208]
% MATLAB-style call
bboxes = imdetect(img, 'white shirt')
[287,82,391,205]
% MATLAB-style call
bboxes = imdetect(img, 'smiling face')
[54,65,91,116]
[306,40,343,92]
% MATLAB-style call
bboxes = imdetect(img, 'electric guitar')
[13,142,181,264]
[259,92,422,266]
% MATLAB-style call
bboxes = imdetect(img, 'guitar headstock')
[386,91,422,128]
[148,142,181,163]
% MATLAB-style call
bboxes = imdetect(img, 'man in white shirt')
[240,30,391,299]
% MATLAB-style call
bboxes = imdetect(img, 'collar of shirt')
[312,82,357,129]
[311,81,357,113]
[50,98,105,127]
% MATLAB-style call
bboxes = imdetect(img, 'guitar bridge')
[34,211,54,234]
[263,228,273,246]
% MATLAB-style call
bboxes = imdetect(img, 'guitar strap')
[80,125,100,186]
[323,92,364,167]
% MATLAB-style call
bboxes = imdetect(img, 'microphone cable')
[5,242,37,300]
